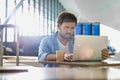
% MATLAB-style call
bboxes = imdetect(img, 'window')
[0,0,65,41]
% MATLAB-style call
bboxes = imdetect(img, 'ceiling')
[59,0,120,31]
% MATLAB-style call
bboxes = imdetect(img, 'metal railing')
[0,24,20,66]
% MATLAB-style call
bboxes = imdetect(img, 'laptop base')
[72,60,102,62]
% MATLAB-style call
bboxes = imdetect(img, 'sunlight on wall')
[100,24,120,53]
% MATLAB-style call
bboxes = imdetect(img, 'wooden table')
[39,61,120,67]
[0,66,120,80]
[3,56,42,67]
[3,56,120,67]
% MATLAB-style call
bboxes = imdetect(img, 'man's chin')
[65,36,71,40]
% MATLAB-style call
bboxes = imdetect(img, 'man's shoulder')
[42,34,56,42]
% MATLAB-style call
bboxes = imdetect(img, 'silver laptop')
[72,35,108,62]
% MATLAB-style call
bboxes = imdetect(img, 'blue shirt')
[38,31,74,67]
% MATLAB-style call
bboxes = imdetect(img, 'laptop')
[72,35,108,62]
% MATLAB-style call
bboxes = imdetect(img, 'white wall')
[100,24,120,53]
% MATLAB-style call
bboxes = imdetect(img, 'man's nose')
[67,28,73,33]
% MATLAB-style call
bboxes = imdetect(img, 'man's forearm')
[46,54,56,61]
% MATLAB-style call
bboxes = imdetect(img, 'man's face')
[57,22,76,40]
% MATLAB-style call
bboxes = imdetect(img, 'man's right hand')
[64,54,73,61]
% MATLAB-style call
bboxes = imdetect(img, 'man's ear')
[57,23,60,30]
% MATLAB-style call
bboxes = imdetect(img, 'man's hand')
[102,48,109,59]
[64,54,73,61]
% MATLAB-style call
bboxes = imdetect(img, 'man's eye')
[71,27,74,29]
[65,27,74,30]
[66,27,69,29]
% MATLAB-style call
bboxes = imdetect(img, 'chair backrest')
[19,36,46,56]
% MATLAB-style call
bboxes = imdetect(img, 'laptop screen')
[72,35,108,61]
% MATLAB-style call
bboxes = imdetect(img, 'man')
[38,11,109,67]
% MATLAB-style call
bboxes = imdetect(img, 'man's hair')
[57,11,77,25]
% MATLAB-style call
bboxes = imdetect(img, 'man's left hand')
[102,48,109,59]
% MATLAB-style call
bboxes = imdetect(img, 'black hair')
[57,12,77,25]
